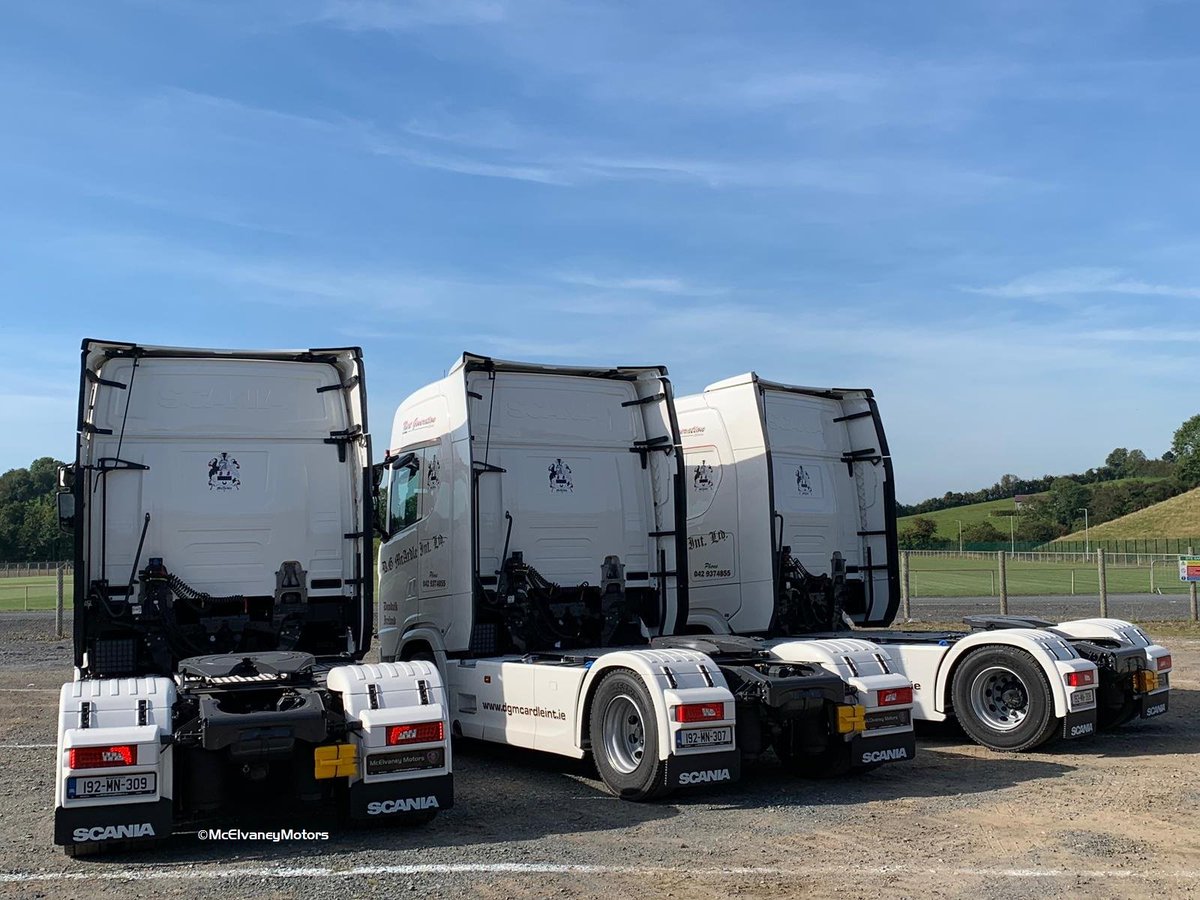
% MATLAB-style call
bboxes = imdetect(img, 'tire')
[951,646,1060,752]
[588,669,671,801]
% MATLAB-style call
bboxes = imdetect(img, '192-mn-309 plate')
[67,773,157,800]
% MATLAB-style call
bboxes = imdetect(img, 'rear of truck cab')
[55,340,450,854]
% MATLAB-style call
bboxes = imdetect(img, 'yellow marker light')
[835,704,867,734]
[1133,670,1159,694]
[314,743,358,779]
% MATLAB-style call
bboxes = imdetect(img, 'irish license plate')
[67,773,156,800]
[676,726,733,749]
[1070,688,1096,710]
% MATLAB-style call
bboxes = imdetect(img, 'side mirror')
[57,492,76,533]
[396,452,419,472]
[57,465,75,490]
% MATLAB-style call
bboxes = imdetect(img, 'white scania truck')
[54,340,451,857]
[376,354,916,799]
[676,373,1171,752]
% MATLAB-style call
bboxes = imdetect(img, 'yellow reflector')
[1134,670,1158,693]
[314,743,357,779]
[835,704,867,734]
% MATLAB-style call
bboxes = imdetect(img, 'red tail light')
[68,744,135,769]
[675,702,724,723]
[1065,670,1096,688]
[387,721,444,746]
[1157,655,1171,672]
[878,687,913,707]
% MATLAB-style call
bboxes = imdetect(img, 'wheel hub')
[601,695,646,775]
[970,665,1031,732]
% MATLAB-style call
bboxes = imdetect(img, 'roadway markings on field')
[0,743,53,749]
[0,688,59,692]
[2,864,1199,883]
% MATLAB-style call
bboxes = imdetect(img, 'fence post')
[1190,546,1198,624]
[1149,559,1155,595]
[1070,569,1075,595]
[1097,548,1108,617]
[24,585,29,612]
[998,551,1008,615]
[900,551,911,621]
[990,570,995,597]
[56,563,65,638]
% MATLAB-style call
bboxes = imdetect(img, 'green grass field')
[908,554,1190,597]
[0,576,73,611]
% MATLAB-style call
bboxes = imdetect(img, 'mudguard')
[327,661,453,819]
[576,648,734,761]
[54,676,175,847]
[932,628,1095,719]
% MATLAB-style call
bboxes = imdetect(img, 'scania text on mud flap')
[376,353,884,799]
[674,373,1170,753]
[53,340,450,857]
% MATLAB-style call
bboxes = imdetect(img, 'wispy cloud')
[967,267,1200,300]
[309,0,506,31]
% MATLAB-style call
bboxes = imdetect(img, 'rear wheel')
[589,670,670,801]
[952,647,1059,751]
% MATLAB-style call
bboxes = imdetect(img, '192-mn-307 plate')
[67,773,157,800]
[676,726,733,749]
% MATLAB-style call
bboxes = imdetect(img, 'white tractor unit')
[54,340,451,857]
[676,373,1172,752]
[376,354,915,799]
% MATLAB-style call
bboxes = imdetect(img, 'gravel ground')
[1,612,1197,900]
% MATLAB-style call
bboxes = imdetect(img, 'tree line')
[0,457,68,562]
[898,413,1200,548]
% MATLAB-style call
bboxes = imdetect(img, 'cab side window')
[388,452,424,533]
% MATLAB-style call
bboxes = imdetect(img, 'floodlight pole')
[957,520,963,553]
[1009,515,1015,553]
[1077,507,1089,554]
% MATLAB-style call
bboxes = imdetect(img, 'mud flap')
[1062,708,1097,740]
[348,773,453,821]
[850,731,916,768]
[664,748,741,790]
[55,797,172,847]
[1140,692,1169,719]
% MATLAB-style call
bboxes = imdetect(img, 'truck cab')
[54,340,451,856]
[676,374,1170,752]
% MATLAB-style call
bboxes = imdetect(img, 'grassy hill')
[899,477,1169,542]
[898,495,1033,541]
[1058,486,1200,541]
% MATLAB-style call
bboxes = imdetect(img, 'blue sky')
[2,0,1198,501]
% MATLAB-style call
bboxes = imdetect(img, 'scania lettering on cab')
[676,373,1171,752]
[54,340,451,857]
[376,354,915,799]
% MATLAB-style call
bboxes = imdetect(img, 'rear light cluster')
[386,721,444,746]
[878,687,913,707]
[1157,655,1172,672]
[1065,670,1096,688]
[68,744,135,769]
[674,702,724,723]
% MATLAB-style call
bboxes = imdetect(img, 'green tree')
[898,516,938,550]
[1041,477,1091,529]
[962,521,1002,543]
[1172,414,1200,488]
[0,458,68,561]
